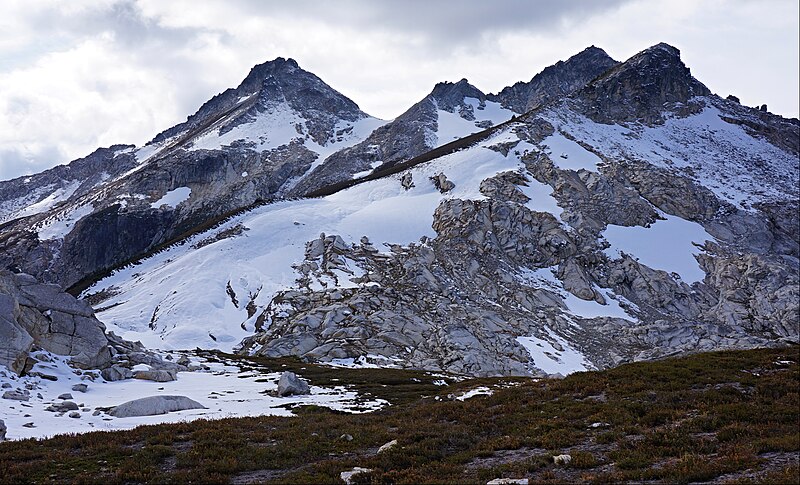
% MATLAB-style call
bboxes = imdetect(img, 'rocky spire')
[150,57,366,144]
[574,42,711,124]
[488,45,619,113]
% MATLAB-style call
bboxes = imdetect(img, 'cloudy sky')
[1,0,797,181]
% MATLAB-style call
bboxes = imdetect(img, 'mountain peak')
[429,78,486,112]
[575,42,710,124]
[488,46,618,113]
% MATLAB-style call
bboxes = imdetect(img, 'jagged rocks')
[430,173,455,193]
[277,371,310,396]
[109,395,206,418]
[401,172,414,190]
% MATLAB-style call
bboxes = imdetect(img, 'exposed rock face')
[488,46,619,113]
[0,144,137,224]
[109,395,206,418]
[0,270,112,374]
[573,43,711,124]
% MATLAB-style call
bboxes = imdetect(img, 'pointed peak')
[642,42,681,56]
[576,42,710,124]
[573,45,612,59]
[430,78,484,99]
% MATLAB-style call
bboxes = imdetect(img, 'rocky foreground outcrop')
[1,270,112,374]
[0,270,181,378]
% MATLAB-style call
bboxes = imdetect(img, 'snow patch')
[603,213,713,283]
[516,328,594,375]
[151,187,191,209]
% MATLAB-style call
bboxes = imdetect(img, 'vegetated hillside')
[1,346,797,484]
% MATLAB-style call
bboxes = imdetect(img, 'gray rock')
[0,271,113,374]
[430,173,455,193]
[0,419,6,441]
[71,383,88,393]
[58,393,73,400]
[68,411,81,418]
[133,369,177,382]
[46,401,79,413]
[2,389,29,401]
[110,395,206,418]
[400,172,414,190]
[101,365,133,381]
[277,371,310,396]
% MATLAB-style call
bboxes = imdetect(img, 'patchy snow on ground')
[151,187,192,209]
[516,327,594,375]
[455,386,493,401]
[0,353,388,441]
[86,128,530,351]
[13,180,82,220]
[603,213,714,283]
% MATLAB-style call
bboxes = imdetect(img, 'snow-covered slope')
[86,127,529,351]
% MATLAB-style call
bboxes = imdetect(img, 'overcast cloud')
[1,0,797,181]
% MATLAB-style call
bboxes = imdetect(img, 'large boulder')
[0,271,112,374]
[0,418,6,441]
[109,395,206,418]
[277,371,310,396]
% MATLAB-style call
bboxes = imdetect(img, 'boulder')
[110,395,206,418]
[0,419,6,441]
[46,401,79,413]
[430,173,455,193]
[133,369,177,382]
[378,439,398,453]
[102,365,133,381]
[277,371,310,396]
[553,454,572,465]
[340,467,372,484]
[2,389,29,401]
[0,271,112,374]
[71,383,88,393]
[58,393,73,400]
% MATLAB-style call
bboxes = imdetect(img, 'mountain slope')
[81,44,799,377]
[0,58,386,289]
[288,78,516,196]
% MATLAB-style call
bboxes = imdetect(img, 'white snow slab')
[151,187,191,209]
[516,327,594,375]
[518,176,563,219]
[541,131,602,172]
[603,213,713,283]
[0,354,387,441]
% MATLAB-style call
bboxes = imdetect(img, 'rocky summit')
[0,42,798,399]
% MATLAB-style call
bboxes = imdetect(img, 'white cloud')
[0,0,797,181]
